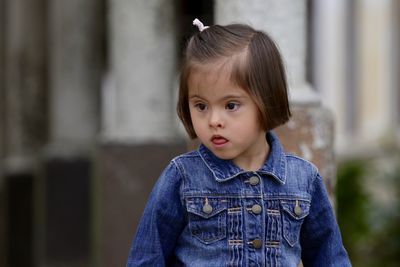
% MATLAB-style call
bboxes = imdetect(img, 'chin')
[210,149,235,160]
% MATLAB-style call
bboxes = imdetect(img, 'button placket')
[249,176,260,186]
[250,239,263,249]
[243,173,265,262]
[251,204,262,214]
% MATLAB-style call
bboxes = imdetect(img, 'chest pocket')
[281,199,310,247]
[186,197,227,244]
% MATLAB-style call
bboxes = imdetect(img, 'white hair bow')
[193,18,209,32]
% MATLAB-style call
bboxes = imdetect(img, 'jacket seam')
[171,159,186,209]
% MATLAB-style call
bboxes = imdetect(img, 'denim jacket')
[127,132,351,267]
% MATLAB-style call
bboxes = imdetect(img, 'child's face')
[188,64,268,170]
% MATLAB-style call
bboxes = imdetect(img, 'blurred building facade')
[0,0,399,267]
[313,0,400,156]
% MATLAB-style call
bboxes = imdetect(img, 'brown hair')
[177,23,291,139]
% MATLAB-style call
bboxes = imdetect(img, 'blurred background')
[0,0,399,266]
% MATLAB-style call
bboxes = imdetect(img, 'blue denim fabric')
[126,132,351,267]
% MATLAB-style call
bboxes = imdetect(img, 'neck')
[233,139,270,172]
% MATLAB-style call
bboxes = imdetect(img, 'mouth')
[211,135,229,147]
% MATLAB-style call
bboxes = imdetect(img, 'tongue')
[213,137,227,144]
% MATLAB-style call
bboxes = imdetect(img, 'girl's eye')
[226,102,240,111]
[195,103,207,111]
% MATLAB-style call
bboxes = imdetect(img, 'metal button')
[251,239,263,249]
[251,204,262,214]
[203,203,213,214]
[294,205,302,216]
[294,200,302,216]
[249,176,260,185]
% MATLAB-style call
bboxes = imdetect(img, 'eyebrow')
[189,94,247,101]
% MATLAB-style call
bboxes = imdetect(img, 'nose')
[209,109,224,128]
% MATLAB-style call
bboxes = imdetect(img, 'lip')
[211,135,229,147]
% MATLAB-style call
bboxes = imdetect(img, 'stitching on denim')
[267,209,280,216]
[228,239,243,245]
[228,207,242,214]
[266,241,280,248]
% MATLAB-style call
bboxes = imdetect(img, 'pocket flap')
[281,200,310,220]
[186,198,227,219]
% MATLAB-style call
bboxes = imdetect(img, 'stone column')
[0,0,6,265]
[96,1,185,267]
[2,0,47,266]
[0,0,4,159]
[357,0,396,146]
[48,0,101,154]
[396,0,400,137]
[313,0,349,153]
[103,0,177,142]
[43,0,103,266]
[215,0,336,199]
[4,0,47,174]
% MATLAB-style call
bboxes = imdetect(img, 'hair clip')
[193,18,209,32]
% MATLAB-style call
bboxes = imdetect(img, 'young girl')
[126,19,351,267]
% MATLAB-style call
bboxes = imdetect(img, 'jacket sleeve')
[300,173,352,266]
[126,160,185,267]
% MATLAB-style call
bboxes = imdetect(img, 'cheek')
[189,113,204,132]
[191,122,208,142]
[234,114,262,133]
[250,107,265,130]
[189,109,197,125]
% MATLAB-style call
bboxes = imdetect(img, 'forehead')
[188,61,244,96]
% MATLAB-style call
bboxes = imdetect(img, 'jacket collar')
[198,131,287,184]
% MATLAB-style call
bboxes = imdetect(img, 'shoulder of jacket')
[171,149,201,164]
[285,153,319,176]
